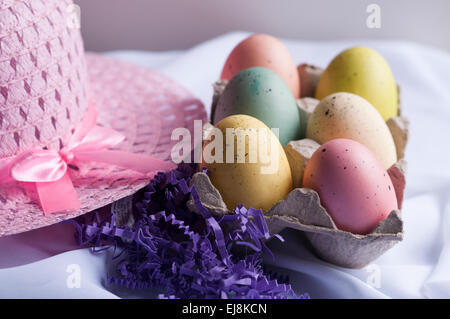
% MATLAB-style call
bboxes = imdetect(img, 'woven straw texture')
[0,0,207,236]
[0,0,89,158]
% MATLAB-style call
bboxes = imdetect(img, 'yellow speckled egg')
[315,46,398,120]
[307,92,397,169]
[200,114,293,212]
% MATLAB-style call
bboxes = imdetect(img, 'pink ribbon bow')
[0,103,176,215]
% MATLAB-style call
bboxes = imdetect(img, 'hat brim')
[0,53,206,237]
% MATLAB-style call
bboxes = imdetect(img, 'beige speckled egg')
[200,114,293,212]
[306,92,397,169]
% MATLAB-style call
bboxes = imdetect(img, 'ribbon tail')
[75,150,176,175]
[35,172,80,215]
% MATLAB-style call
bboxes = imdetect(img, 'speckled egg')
[221,34,300,98]
[307,92,397,169]
[200,114,293,212]
[214,67,303,146]
[303,139,398,235]
[315,46,398,120]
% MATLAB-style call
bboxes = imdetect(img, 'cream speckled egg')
[306,92,397,169]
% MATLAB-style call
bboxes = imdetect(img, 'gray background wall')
[74,0,450,52]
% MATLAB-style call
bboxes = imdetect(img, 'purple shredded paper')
[68,163,307,299]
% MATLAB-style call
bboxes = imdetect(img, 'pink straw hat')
[0,0,206,236]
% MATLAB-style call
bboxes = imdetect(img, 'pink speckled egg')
[302,139,397,235]
[221,34,300,98]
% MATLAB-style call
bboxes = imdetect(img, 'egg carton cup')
[187,160,406,269]
[204,66,409,268]
[187,161,405,268]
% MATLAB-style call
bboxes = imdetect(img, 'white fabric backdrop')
[0,32,449,298]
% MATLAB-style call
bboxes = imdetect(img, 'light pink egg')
[221,34,300,98]
[303,138,397,235]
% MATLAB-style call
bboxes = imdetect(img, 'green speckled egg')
[213,67,303,146]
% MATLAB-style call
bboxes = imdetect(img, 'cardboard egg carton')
[199,67,409,268]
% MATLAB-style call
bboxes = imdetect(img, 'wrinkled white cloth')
[0,32,449,299]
